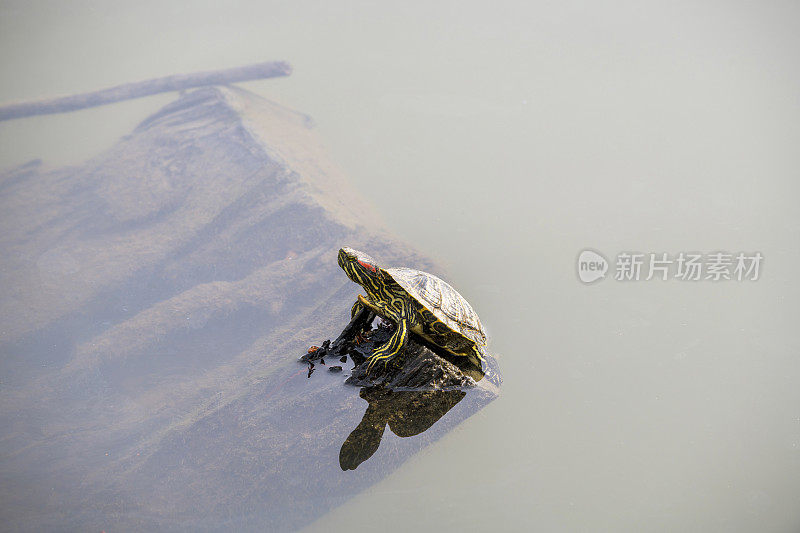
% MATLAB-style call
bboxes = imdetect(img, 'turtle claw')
[365,356,380,372]
[365,353,393,372]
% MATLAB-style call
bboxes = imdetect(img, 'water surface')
[2,2,799,531]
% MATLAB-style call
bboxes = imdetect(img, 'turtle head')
[338,247,382,286]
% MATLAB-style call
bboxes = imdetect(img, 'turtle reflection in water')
[338,247,489,371]
[340,388,466,471]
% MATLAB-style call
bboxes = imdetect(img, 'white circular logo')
[577,250,608,283]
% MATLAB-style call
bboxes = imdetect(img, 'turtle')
[337,247,488,370]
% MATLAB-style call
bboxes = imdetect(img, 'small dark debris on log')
[300,308,373,366]
[300,308,482,390]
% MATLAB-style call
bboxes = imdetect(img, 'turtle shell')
[384,267,486,347]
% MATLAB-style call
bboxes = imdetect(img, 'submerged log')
[0,60,292,121]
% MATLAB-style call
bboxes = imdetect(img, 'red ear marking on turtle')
[358,259,376,273]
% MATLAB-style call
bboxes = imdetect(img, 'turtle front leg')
[350,298,365,319]
[367,317,409,370]
[351,294,378,319]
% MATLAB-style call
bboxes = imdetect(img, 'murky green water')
[2,1,799,531]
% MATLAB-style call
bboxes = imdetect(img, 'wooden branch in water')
[0,60,292,122]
